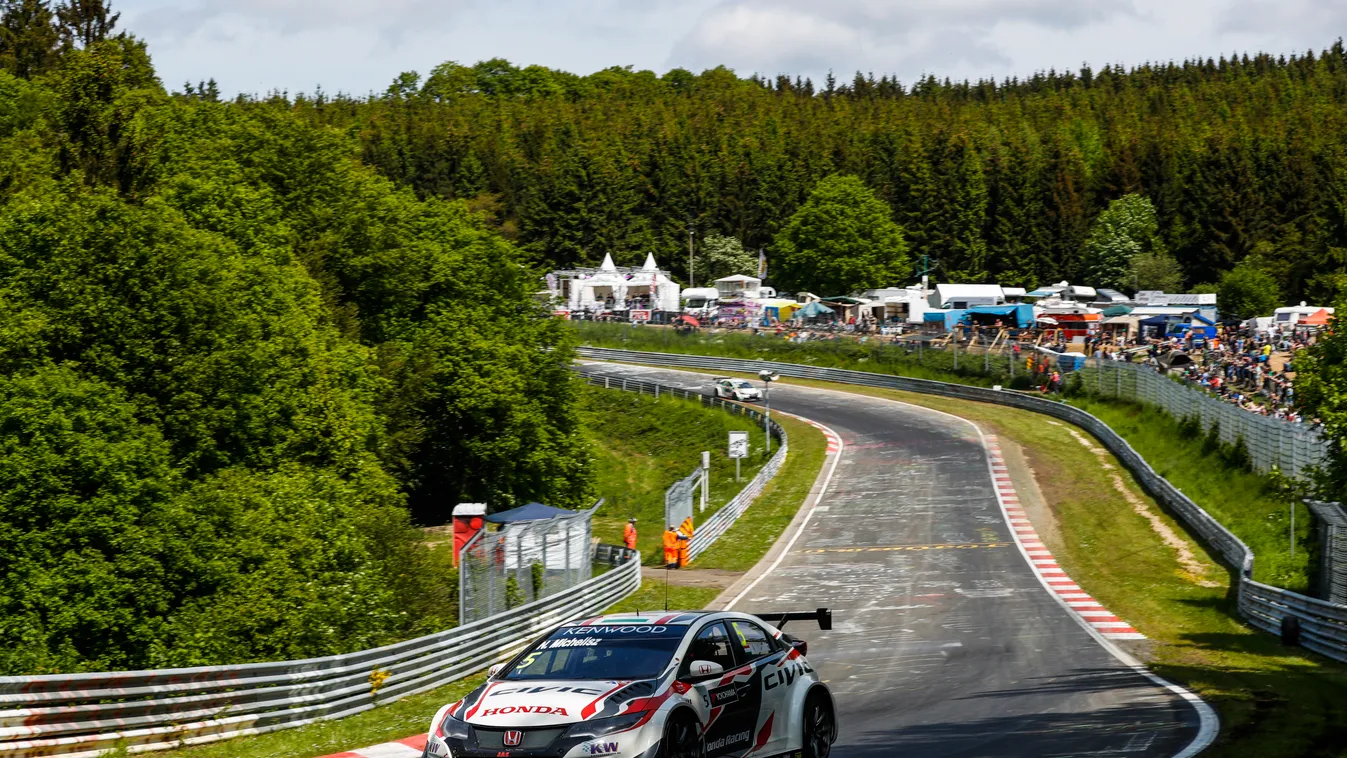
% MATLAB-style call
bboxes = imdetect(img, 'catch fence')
[577,347,1347,664]
[1077,358,1327,479]
[459,506,596,626]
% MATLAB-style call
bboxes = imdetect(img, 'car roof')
[561,610,774,630]
[562,611,710,628]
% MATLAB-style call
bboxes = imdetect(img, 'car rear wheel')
[661,711,703,758]
[802,691,835,758]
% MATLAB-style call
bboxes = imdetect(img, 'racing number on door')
[687,622,755,757]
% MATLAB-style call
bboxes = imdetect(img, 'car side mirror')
[684,660,725,682]
[488,664,505,679]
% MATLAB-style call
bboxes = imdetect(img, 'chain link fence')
[459,507,596,626]
[1076,358,1328,479]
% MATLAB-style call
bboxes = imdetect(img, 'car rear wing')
[756,608,832,631]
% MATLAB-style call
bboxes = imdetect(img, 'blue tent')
[794,301,835,319]
[962,304,1035,328]
[486,502,578,524]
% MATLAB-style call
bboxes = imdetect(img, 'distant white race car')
[423,609,836,758]
[710,378,762,402]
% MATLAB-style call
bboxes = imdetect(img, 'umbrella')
[675,315,701,328]
[1036,316,1059,325]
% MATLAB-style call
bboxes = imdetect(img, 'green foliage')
[697,233,756,283]
[1129,251,1185,293]
[1217,262,1282,320]
[1296,292,1347,500]
[773,174,909,294]
[0,29,590,674]
[284,43,1347,298]
[1082,194,1165,290]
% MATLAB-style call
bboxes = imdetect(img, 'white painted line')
[724,416,845,611]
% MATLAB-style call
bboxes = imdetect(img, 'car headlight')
[437,713,471,740]
[564,711,649,740]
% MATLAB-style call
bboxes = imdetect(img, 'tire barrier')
[0,555,641,757]
[577,347,1347,663]
[575,371,789,562]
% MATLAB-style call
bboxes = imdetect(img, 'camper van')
[681,287,721,319]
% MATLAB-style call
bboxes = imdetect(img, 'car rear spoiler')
[756,608,832,631]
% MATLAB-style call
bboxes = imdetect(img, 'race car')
[423,609,836,758]
[710,377,763,402]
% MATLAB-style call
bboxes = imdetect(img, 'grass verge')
[579,384,768,564]
[691,413,828,572]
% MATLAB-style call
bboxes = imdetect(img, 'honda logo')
[503,731,523,747]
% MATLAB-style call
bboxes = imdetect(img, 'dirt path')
[1046,421,1221,587]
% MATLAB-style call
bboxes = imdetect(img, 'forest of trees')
[7,0,1347,674]
[276,48,1347,304]
[0,3,590,673]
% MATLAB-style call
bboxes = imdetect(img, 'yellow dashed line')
[800,543,1011,554]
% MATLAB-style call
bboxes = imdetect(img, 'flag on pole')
[757,248,767,278]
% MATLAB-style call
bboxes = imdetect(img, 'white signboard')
[630,309,652,322]
[728,431,749,459]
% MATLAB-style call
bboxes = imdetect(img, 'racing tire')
[660,711,704,758]
[801,690,835,758]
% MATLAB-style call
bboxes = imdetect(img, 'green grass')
[158,676,484,758]
[577,325,1314,590]
[691,413,828,572]
[578,385,769,564]
[1065,396,1310,591]
[603,579,723,614]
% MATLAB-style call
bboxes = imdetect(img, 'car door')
[683,621,755,757]
[728,620,792,755]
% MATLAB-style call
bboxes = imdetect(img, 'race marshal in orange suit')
[623,518,638,550]
[662,525,680,567]
[677,517,695,568]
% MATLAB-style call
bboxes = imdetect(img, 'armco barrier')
[577,347,1347,663]
[0,556,641,757]
[575,371,788,561]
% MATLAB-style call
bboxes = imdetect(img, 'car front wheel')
[802,691,835,758]
[660,711,703,758]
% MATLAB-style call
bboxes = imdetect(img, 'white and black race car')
[423,610,836,758]
[710,378,763,402]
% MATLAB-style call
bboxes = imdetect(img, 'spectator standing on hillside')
[624,518,638,550]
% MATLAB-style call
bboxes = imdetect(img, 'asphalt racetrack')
[580,362,1208,758]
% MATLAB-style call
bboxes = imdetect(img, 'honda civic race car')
[423,610,836,758]
[710,378,762,402]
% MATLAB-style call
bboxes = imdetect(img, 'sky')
[115,0,1347,97]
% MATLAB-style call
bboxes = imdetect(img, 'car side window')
[729,621,776,662]
[686,622,736,672]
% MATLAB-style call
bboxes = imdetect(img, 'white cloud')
[111,0,1347,97]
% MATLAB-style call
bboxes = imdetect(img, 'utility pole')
[915,254,937,295]
[688,219,696,288]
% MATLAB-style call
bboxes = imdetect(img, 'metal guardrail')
[575,372,789,562]
[0,555,641,757]
[1077,358,1327,479]
[576,347,1347,664]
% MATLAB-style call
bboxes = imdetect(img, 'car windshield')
[731,380,753,388]
[504,625,686,681]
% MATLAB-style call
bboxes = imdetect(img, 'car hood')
[465,680,638,727]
